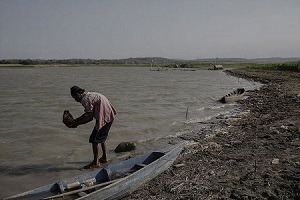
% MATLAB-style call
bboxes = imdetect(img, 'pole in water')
[185,106,189,120]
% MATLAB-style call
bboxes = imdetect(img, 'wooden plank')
[43,178,124,200]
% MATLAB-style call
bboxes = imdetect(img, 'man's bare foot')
[99,157,108,163]
[83,161,100,169]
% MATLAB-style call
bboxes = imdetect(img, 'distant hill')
[0,57,299,65]
[192,57,300,63]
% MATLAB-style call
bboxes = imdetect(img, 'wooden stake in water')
[185,106,189,120]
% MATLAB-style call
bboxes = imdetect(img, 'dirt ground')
[126,69,300,199]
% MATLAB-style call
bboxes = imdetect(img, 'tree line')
[0,57,178,65]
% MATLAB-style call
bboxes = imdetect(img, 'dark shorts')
[89,121,113,144]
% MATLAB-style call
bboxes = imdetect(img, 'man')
[68,86,116,169]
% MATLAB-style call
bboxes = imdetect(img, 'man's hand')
[63,112,92,128]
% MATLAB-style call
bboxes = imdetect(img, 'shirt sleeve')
[82,95,94,113]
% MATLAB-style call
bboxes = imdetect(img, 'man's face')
[72,93,82,102]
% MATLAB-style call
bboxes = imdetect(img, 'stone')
[271,158,280,165]
[63,110,74,127]
[115,142,137,153]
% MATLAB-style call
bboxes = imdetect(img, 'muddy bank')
[127,69,300,199]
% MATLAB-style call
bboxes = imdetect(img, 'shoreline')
[128,69,300,199]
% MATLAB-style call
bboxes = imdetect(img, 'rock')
[115,142,137,153]
[271,158,280,165]
[291,139,300,146]
[202,142,221,150]
[280,125,289,130]
[63,110,74,127]
[173,163,185,168]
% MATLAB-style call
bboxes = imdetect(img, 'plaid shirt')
[81,92,116,130]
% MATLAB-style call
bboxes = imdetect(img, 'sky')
[0,0,299,60]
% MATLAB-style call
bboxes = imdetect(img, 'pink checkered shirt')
[80,92,116,130]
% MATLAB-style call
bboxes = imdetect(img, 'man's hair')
[70,86,85,96]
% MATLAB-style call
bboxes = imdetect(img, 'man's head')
[70,86,85,102]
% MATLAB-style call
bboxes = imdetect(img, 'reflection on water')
[0,66,260,198]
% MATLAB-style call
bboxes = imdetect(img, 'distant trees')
[0,57,177,66]
[0,59,38,65]
[0,58,299,71]
[0,59,106,65]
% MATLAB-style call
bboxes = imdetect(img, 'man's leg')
[84,143,100,169]
[100,142,108,163]
[92,143,100,165]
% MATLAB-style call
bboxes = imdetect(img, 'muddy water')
[0,66,260,198]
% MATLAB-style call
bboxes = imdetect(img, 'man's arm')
[68,112,93,128]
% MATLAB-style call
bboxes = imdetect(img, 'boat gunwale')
[4,142,185,200]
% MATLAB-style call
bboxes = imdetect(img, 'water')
[0,66,260,198]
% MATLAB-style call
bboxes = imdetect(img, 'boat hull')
[78,142,185,200]
[219,88,246,103]
[4,142,185,200]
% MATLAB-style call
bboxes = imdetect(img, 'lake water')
[0,66,260,198]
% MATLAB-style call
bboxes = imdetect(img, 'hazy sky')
[0,0,299,60]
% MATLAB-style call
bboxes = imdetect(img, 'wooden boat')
[219,88,246,103]
[4,142,185,200]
